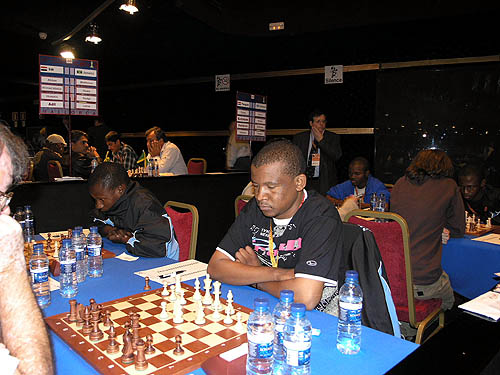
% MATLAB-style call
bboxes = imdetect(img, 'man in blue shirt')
[326,157,390,208]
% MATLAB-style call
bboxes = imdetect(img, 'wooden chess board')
[45,283,251,375]
[465,225,494,237]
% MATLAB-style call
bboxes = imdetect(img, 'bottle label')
[60,260,76,274]
[87,245,101,256]
[247,332,273,358]
[75,248,85,260]
[284,340,311,366]
[339,302,362,323]
[31,267,49,284]
[275,324,284,346]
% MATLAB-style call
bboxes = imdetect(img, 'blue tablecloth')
[442,236,500,299]
[43,238,417,375]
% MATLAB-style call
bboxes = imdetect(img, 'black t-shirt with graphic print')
[217,190,343,286]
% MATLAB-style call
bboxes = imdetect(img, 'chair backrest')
[384,183,394,193]
[187,158,207,174]
[47,160,63,181]
[234,195,253,217]
[345,209,416,325]
[164,201,199,261]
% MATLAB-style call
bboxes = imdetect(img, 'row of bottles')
[246,271,363,374]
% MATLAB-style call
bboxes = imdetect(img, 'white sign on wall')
[215,74,230,92]
[324,65,343,84]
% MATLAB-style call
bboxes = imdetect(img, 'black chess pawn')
[135,339,148,371]
[145,334,155,355]
[106,324,120,354]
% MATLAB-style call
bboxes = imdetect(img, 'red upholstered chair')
[187,158,207,174]
[164,201,199,261]
[47,160,63,181]
[345,209,444,344]
[234,195,253,218]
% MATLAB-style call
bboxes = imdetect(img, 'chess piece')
[193,277,201,301]
[173,335,184,356]
[145,334,155,355]
[103,310,112,327]
[169,285,177,302]
[179,289,186,305]
[82,306,93,335]
[173,300,184,324]
[89,298,97,312]
[223,306,233,325]
[195,301,206,325]
[121,329,135,364]
[212,307,221,320]
[235,312,244,330]
[161,283,169,297]
[106,324,120,354]
[175,273,182,293]
[135,339,148,371]
[68,299,78,322]
[227,290,235,315]
[144,276,151,290]
[132,325,140,350]
[202,281,212,306]
[487,218,492,228]
[53,239,60,258]
[131,313,141,329]
[76,303,85,327]
[159,301,169,321]
[89,317,104,341]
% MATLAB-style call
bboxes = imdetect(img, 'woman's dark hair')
[406,149,454,183]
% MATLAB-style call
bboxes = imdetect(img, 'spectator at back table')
[145,127,187,175]
[33,133,66,181]
[88,162,180,258]
[105,131,138,171]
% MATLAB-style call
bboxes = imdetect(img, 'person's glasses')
[0,191,13,212]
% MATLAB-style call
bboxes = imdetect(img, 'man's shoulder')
[301,191,340,220]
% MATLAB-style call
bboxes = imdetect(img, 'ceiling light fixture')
[120,0,139,15]
[85,23,102,44]
[59,44,76,59]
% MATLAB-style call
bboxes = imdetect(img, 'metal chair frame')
[164,201,199,261]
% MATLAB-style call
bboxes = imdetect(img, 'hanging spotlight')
[85,23,102,44]
[59,44,75,59]
[119,0,138,15]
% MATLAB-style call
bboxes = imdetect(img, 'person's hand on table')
[442,227,450,245]
[107,228,133,244]
[235,246,262,267]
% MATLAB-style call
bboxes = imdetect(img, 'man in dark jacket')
[33,133,66,181]
[65,130,100,178]
[292,109,342,195]
[88,162,179,258]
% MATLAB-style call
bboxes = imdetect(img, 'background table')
[442,236,500,299]
[43,238,417,375]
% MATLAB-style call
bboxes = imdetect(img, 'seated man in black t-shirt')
[458,164,500,224]
[207,140,343,312]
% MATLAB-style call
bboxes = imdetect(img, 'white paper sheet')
[471,233,500,245]
[459,291,500,321]
[116,252,139,262]
[49,277,60,291]
[134,259,208,285]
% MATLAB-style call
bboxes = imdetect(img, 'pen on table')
[158,270,186,279]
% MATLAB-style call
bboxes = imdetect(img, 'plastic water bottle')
[148,158,154,177]
[337,270,363,355]
[72,228,86,283]
[283,303,312,375]
[29,243,51,309]
[376,193,386,212]
[247,298,274,375]
[24,205,35,243]
[87,226,103,278]
[370,193,377,211]
[273,290,294,375]
[91,157,98,173]
[154,158,159,177]
[59,238,78,298]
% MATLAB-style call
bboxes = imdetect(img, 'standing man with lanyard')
[293,109,342,195]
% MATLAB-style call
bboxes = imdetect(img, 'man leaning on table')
[88,162,180,258]
[145,126,187,175]
[207,139,344,313]
[0,122,53,375]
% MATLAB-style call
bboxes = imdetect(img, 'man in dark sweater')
[88,162,179,258]
[458,164,500,225]
[33,134,66,181]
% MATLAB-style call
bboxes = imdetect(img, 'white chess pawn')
[195,301,206,325]
[173,300,183,324]
[212,307,221,320]
[175,274,182,293]
[202,280,212,306]
[487,218,492,228]
[193,278,202,301]
[169,285,177,302]
[159,301,169,321]
[179,290,186,305]
[161,284,169,297]
[211,281,222,311]
[235,312,243,330]
[223,306,233,325]
[226,290,235,315]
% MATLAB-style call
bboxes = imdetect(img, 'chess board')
[465,225,494,237]
[45,283,251,375]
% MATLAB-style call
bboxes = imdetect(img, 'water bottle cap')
[90,226,98,233]
[73,228,81,235]
[253,298,269,310]
[75,226,83,230]
[291,303,306,315]
[24,205,31,209]
[33,243,44,252]
[280,289,294,302]
[346,270,359,280]
[62,239,72,247]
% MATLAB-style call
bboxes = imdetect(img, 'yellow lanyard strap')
[269,221,278,268]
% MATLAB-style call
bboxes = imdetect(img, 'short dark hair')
[0,121,28,185]
[308,109,326,123]
[349,157,370,172]
[105,131,121,143]
[145,126,167,142]
[458,164,484,181]
[252,139,306,177]
[88,162,129,190]
[406,149,454,183]
[71,130,88,143]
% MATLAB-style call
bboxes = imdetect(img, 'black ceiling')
[2,0,500,91]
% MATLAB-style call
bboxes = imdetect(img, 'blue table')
[442,236,500,299]
[43,238,417,375]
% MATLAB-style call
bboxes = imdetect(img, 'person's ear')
[117,184,126,195]
[295,174,307,191]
